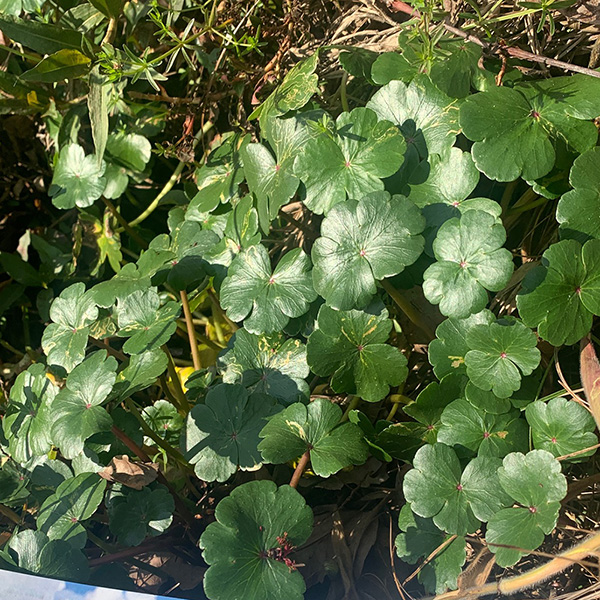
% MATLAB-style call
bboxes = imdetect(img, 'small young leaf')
[220,245,317,334]
[116,289,180,354]
[312,191,424,310]
[142,399,184,446]
[200,480,313,600]
[51,351,117,459]
[41,282,98,372]
[516,239,600,346]
[423,211,514,318]
[403,443,511,535]
[525,398,598,460]
[108,485,174,546]
[183,384,279,482]
[429,310,495,379]
[396,504,467,594]
[465,320,541,398]
[218,329,309,405]
[37,473,106,548]
[106,131,152,172]
[306,301,407,402]
[258,398,368,477]
[49,143,106,209]
[293,107,406,214]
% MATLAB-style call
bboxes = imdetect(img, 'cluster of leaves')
[2,2,600,600]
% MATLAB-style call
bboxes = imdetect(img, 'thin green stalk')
[180,290,201,371]
[341,395,360,422]
[176,321,224,351]
[340,71,349,113]
[101,196,148,249]
[125,121,213,229]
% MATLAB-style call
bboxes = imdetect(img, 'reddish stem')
[289,450,310,489]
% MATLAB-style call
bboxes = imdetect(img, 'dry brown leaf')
[99,454,159,490]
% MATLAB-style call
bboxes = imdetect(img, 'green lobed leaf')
[403,443,511,535]
[3,364,58,463]
[41,282,98,372]
[258,398,368,477]
[525,397,598,461]
[116,288,180,354]
[428,309,495,379]
[556,147,600,243]
[183,384,279,482]
[218,329,309,405]
[465,320,540,398]
[200,480,313,600]
[366,75,459,161]
[49,143,106,209]
[37,473,107,548]
[108,485,174,546]
[311,191,425,310]
[51,351,117,459]
[220,245,317,334]
[438,399,528,458]
[306,301,407,402]
[486,450,567,566]
[142,399,184,446]
[423,210,514,318]
[293,107,406,214]
[516,239,600,346]
[111,348,168,402]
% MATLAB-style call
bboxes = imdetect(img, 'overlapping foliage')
[1,1,600,599]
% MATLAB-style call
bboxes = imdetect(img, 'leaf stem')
[101,196,148,249]
[0,503,21,525]
[380,279,435,340]
[180,290,201,371]
[340,71,350,113]
[124,121,213,229]
[289,450,310,488]
[101,16,118,46]
[341,395,360,422]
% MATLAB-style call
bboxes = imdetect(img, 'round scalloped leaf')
[106,131,151,172]
[438,399,528,458]
[37,473,106,548]
[557,148,600,243]
[403,443,511,535]
[116,288,180,354]
[218,329,309,405]
[293,107,406,214]
[242,111,322,229]
[220,245,316,334]
[7,530,90,581]
[258,398,368,477]
[200,480,313,600]
[516,239,600,346]
[142,399,184,446]
[183,384,279,482]
[423,210,513,318]
[307,302,407,402]
[108,485,174,546]
[525,398,598,461]
[51,351,117,459]
[464,381,511,415]
[396,504,467,595]
[460,76,600,182]
[428,310,495,379]
[189,132,248,214]
[311,191,424,310]
[403,373,466,444]
[486,449,567,566]
[41,282,99,372]
[90,263,151,307]
[465,320,540,398]
[3,363,59,463]
[111,348,168,402]
[49,143,106,209]
[367,75,459,161]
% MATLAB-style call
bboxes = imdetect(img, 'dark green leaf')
[21,49,90,82]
